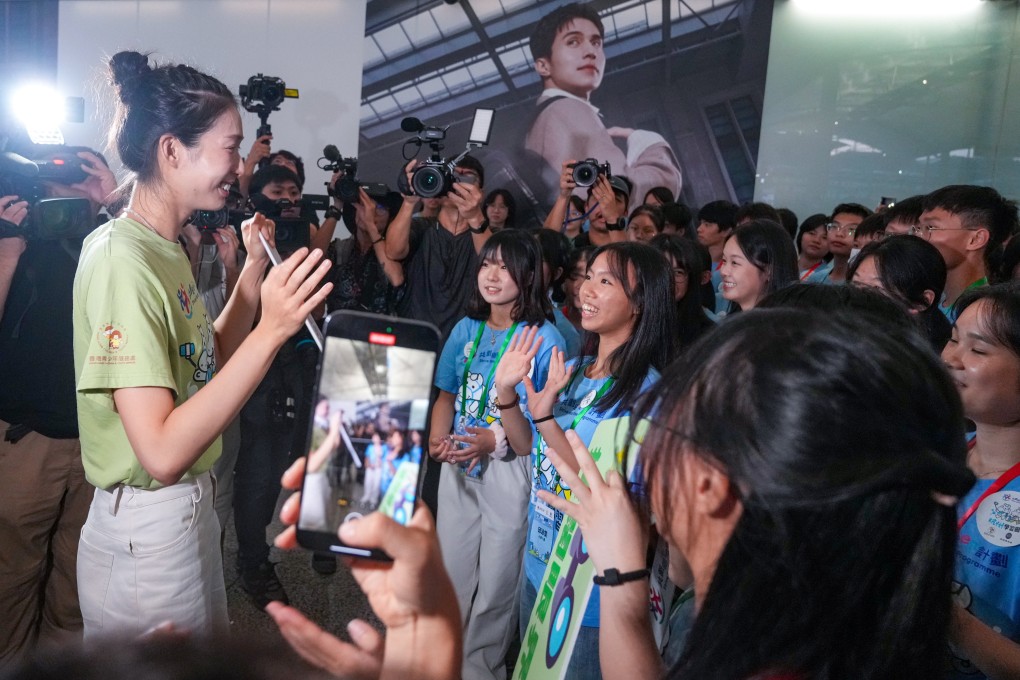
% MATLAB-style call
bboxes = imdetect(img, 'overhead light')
[791,0,982,18]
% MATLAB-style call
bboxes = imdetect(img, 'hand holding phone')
[295,311,441,560]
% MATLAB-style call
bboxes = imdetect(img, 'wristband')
[489,421,510,461]
[606,218,627,231]
[495,392,520,410]
[468,220,489,235]
[371,236,385,245]
[593,568,650,586]
[531,414,556,425]
[325,206,342,220]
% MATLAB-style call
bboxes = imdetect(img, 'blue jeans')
[519,577,603,680]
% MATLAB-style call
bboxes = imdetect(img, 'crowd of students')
[4,32,1020,680]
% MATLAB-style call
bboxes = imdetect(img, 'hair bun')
[109,51,151,101]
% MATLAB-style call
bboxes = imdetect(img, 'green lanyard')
[460,320,520,420]
[536,361,615,476]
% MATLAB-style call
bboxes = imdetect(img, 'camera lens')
[412,166,446,199]
[572,162,598,187]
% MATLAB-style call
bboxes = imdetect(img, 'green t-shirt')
[73,217,221,489]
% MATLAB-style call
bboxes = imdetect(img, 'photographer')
[324,183,404,315]
[0,149,115,661]
[233,163,323,609]
[544,159,630,248]
[385,155,490,340]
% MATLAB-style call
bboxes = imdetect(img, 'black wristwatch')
[593,568,650,586]
[325,205,342,221]
[468,219,490,235]
[606,218,626,231]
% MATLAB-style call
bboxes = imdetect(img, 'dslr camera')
[238,74,298,141]
[0,147,94,240]
[569,159,611,187]
[190,191,310,254]
[396,108,494,199]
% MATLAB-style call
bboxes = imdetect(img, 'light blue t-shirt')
[524,358,660,628]
[951,475,1020,678]
[552,306,582,359]
[436,317,566,477]
[800,261,833,283]
[711,262,728,315]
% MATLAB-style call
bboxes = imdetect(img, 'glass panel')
[756,2,1020,217]
[372,24,411,59]
[430,3,471,37]
[401,14,442,48]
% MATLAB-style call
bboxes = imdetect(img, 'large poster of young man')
[354,0,774,229]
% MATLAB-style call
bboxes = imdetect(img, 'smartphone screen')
[297,315,438,558]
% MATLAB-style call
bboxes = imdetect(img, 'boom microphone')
[323,144,341,161]
[400,117,424,133]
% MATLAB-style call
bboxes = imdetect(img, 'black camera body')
[240,74,288,112]
[0,149,95,240]
[401,157,478,199]
[395,110,493,200]
[319,145,360,202]
[570,159,611,187]
[190,192,309,254]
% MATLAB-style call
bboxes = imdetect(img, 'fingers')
[347,619,384,660]
[267,603,382,679]
[279,491,301,528]
[565,429,605,490]
[543,440,590,505]
[281,456,303,489]
[274,525,298,550]
[338,510,428,565]
[537,489,580,520]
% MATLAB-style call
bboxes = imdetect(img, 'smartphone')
[258,232,324,351]
[296,311,441,560]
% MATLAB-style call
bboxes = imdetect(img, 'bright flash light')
[791,0,983,18]
[11,83,66,144]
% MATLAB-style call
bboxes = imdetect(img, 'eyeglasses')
[826,222,857,236]
[908,223,975,240]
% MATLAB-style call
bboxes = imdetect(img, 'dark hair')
[635,309,973,680]
[269,149,305,186]
[996,236,1020,283]
[848,235,946,309]
[735,201,780,225]
[884,195,924,228]
[955,282,1020,357]
[3,633,332,680]
[853,212,889,241]
[660,202,693,238]
[483,189,516,229]
[583,242,678,410]
[466,230,551,325]
[568,195,586,216]
[692,239,716,310]
[644,186,675,205]
[725,219,799,309]
[775,207,799,239]
[795,213,829,254]
[628,204,665,233]
[529,2,605,62]
[250,164,302,196]
[758,283,917,338]
[535,229,573,303]
[107,51,235,183]
[650,234,714,351]
[697,200,738,231]
[831,202,873,221]
[923,185,1019,274]
[455,154,485,190]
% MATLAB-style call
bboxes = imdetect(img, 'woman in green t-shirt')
[73,50,332,639]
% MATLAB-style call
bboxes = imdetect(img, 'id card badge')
[527,493,558,562]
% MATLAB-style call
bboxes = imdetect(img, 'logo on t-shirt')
[96,323,128,353]
[976,490,1020,548]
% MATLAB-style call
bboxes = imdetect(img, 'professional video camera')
[189,190,310,254]
[318,145,360,202]
[0,146,94,240]
[396,108,494,199]
[239,74,299,167]
[569,158,611,187]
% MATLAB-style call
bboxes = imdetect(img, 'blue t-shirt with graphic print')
[524,358,659,628]
[436,317,566,477]
[951,475,1020,678]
